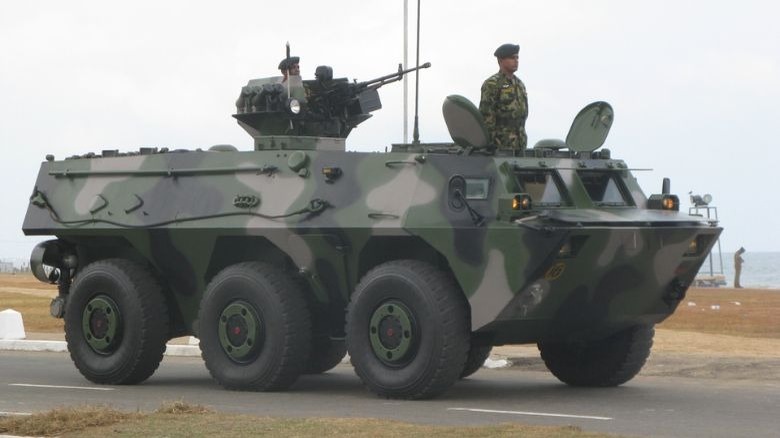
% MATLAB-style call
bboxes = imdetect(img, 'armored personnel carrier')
[23,61,721,399]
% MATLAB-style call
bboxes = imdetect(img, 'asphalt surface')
[1,351,778,438]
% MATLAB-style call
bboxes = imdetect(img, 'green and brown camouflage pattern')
[23,69,721,345]
[23,146,721,344]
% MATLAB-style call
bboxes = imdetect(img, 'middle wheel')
[346,260,470,399]
[198,262,311,391]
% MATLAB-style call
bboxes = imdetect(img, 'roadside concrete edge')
[0,340,202,357]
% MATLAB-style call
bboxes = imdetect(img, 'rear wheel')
[538,325,654,387]
[64,259,169,385]
[346,260,469,399]
[460,343,492,379]
[198,262,311,391]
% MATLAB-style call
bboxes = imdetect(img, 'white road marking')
[0,411,32,416]
[447,407,613,421]
[9,383,114,391]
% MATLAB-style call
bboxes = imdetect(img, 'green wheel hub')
[81,295,121,354]
[369,300,416,366]
[218,301,263,363]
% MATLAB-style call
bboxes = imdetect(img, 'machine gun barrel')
[358,62,431,90]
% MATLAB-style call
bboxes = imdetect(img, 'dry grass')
[155,400,212,415]
[0,405,137,437]
[0,273,60,332]
[653,329,780,357]
[0,402,618,438]
[0,272,58,295]
[76,413,616,438]
[658,287,780,339]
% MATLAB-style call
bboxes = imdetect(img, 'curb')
[0,340,202,357]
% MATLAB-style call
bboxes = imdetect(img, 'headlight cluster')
[498,193,533,221]
[647,194,679,211]
[512,194,532,211]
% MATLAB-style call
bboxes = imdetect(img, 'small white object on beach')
[732,301,741,306]
[687,302,696,307]
[710,305,720,310]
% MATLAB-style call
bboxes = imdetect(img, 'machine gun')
[304,62,431,137]
[355,62,431,91]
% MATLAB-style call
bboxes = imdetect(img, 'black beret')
[278,56,300,70]
[493,43,519,58]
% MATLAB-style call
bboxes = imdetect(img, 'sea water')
[698,251,780,289]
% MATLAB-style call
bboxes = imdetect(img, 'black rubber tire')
[304,335,347,374]
[346,260,470,399]
[198,262,311,391]
[538,325,655,387]
[64,259,169,385]
[460,343,492,379]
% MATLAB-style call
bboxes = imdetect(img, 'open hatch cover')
[565,101,614,153]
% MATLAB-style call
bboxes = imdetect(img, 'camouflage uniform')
[479,73,528,150]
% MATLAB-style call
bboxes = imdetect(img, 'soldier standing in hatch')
[278,56,300,83]
[479,43,528,150]
[734,247,745,288]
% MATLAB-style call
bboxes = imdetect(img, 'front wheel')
[346,260,470,399]
[64,259,169,385]
[538,325,654,387]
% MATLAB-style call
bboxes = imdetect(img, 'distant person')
[278,56,300,82]
[734,247,745,288]
[479,43,528,150]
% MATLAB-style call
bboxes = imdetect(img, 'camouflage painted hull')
[24,148,720,342]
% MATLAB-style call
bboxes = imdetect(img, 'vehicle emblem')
[544,262,566,280]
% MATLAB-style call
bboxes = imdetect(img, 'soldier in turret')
[278,56,300,83]
[479,43,528,150]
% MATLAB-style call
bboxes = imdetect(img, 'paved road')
[1,351,778,437]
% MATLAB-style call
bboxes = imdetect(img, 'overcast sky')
[1,0,778,262]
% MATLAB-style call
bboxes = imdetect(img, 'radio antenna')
[285,42,291,99]
[412,0,422,144]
